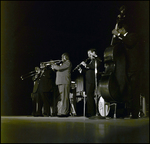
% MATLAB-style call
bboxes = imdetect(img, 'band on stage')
[20,5,146,119]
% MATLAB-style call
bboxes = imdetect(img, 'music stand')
[89,58,106,119]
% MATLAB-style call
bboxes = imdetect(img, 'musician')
[31,67,41,116]
[51,53,72,117]
[112,22,141,119]
[80,49,102,118]
[32,63,59,117]
[39,62,59,116]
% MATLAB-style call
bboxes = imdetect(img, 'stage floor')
[1,116,149,143]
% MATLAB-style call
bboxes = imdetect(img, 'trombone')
[20,71,36,80]
[20,67,41,80]
[20,60,62,80]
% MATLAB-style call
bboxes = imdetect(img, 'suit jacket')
[111,32,141,101]
[122,33,140,73]
[53,60,72,85]
[32,74,40,93]
[38,67,56,92]
[113,32,140,73]
[85,57,101,84]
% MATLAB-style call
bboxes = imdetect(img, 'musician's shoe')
[43,115,49,117]
[122,116,130,119]
[70,113,77,117]
[42,112,50,117]
[57,114,70,117]
[86,112,97,118]
[130,112,139,119]
[70,114,77,117]
[85,114,93,118]
[33,112,43,117]
[32,112,36,116]
[51,113,57,117]
[130,116,138,119]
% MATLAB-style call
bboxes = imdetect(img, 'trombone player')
[31,66,41,116]
[31,63,47,116]
[20,63,44,81]
[31,62,59,117]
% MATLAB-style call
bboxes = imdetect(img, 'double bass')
[98,6,130,103]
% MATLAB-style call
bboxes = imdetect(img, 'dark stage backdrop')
[1,1,149,115]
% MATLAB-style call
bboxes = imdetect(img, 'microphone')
[94,55,102,62]
[93,54,98,57]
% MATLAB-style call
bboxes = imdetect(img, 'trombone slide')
[20,71,36,80]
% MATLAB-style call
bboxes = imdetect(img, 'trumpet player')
[51,53,72,117]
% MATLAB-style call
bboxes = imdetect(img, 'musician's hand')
[51,64,55,70]
[112,29,120,36]
[35,67,40,74]
[35,74,38,79]
[78,67,82,73]
[81,61,86,67]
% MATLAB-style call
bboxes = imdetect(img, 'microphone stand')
[90,57,105,119]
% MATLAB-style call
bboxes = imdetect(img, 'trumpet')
[42,60,62,66]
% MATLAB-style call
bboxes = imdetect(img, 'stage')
[1,116,149,143]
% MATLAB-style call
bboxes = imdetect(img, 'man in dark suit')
[38,63,59,117]
[80,49,102,117]
[112,22,141,118]
[31,67,41,116]
[32,63,59,117]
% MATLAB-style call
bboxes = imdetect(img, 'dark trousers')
[128,71,140,117]
[31,91,44,116]
[41,92,51,116]
[85,83,96,116]
[52,87,59,115]
[31,93,38,115]
[41,87,59,116]
[36,91,43,115]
